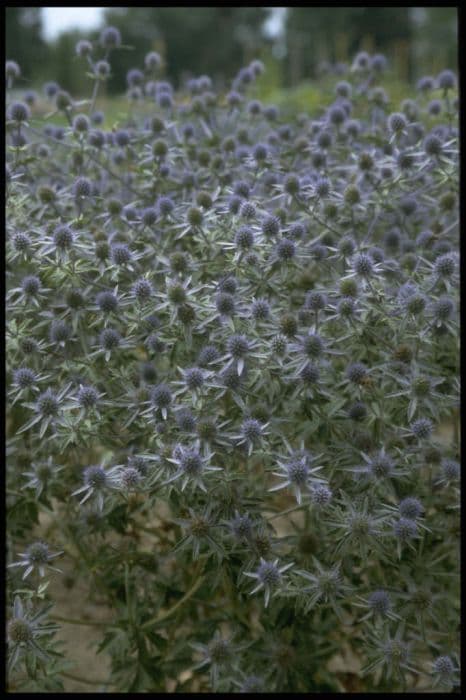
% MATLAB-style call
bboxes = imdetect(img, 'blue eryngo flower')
[110,243,132,267]
[232,672,265,693]
[173,504,222,561]
[365,450,395,480]
[96,290,119,314]
[346,361,368,385]
[100,25,121,49]
[49,320,72,346]
[295,560,351,616]
[393,517,419,546]
[398,497,423,520]
[366,590,391,616]
[232,418,269,456]
[6,60,21,81]
[352,253,377,280]
[119,466,143,492]
[72,464,121,510]
[250,297,271,322]
[367,590,392,617]
[7,596,60,673]
[222,333,259,376]
[99,328,121,355]
[229,510,254,541]
[353,589,400,623]
[174,366,208,397]
[244,558,294,607]
[175,408,197,433]
[132,278,153,303]
[72,113,90,133]
[21,275,41,297]
[75,39,93,58]
[150,383,172,419]
[437,69,456,91]
[410,417,433,440]
[438,459,460,485]
[8,541,63,579]
[17,384,70,437]
[433,253,457,280]
[74,384,104,414]
[388,112,407,134]
[145,51,161,71]
[22,457,64,498]
[431,296,455,322]
[417,75,435,91]
[190,631,243,689]
[157,195,175,217]
[269,449,326,504]
[311,484,333,507]
[8,101,30,123]
[362,626,415,681]
[432,655,459,688]
[164,442,222,493]
[12,367,37,391]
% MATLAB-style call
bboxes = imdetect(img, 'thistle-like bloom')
[22,456,64,498]
[361,626,417,682]
[72,464,121,510]
[410,417,434,440]
[163,442,221,493]
[438,458,459,485]
[350,448,399,482]
[219,333,261,376]
[8,541,63,579]
[173,504,224,561]
[190,631,240,688]
[432,655,459,688]
[231,671,265,693]
[244,557,294,607]
[173,366,211,399]
[353,589,401,623]
[232,417,270,456]
[228,510,254,542]
[7,596,60,673]
[295,559,351,616]
[269,447,326,504]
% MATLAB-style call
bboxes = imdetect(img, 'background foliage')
[6,7,458,96]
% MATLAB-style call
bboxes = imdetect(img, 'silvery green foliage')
[6,35,459,692]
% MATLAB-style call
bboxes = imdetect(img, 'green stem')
[266,502,307,521]
[141,570,205,631]
[61,670,113,686]
[51,614,109,627]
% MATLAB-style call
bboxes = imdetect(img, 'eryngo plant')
[6,33,459,692]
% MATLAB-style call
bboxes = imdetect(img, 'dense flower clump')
[6,33,459,693]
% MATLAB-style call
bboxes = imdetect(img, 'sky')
[42,7,106,40]
[41,6,286,41]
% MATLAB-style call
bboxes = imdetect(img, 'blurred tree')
[410,7,457,77]
[284,7,415,83]
[52,30,95,98]
[4,6,457,97]
[5,7,48,84]
[103,7,271,91]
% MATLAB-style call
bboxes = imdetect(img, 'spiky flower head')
[368,590,391,616]
[393,518,418,541]
[398,497,423,520]
[346,362,368,384]
[411,418,433,440]
[100,26,122,48]
[8,101,30,123]
[388,112,407,133]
